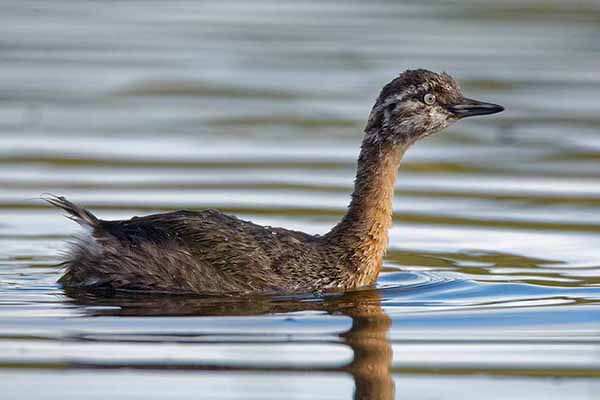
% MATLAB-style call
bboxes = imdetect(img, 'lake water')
[1,1,599,399]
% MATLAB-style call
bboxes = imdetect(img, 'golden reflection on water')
[339,291,394,400]
[67,288,395,400]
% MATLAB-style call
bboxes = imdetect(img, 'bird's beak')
[448,97,504,118]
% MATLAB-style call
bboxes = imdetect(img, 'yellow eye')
[423,93,436,105]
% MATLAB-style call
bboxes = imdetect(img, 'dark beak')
[448,97,504,118]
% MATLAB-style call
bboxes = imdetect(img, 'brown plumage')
[49,69,503,295]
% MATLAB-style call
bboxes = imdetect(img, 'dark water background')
[1,1,599,399]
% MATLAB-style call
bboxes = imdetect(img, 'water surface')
[1,1,599,399]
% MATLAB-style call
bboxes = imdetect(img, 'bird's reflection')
[65,288,394,400]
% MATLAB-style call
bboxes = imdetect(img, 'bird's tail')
[43,195,99,227]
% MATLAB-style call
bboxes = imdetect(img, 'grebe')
[49,69,503,295]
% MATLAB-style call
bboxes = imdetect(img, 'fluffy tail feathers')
[43,195,100,227]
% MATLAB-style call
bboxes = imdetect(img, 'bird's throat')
[326,134,408,286]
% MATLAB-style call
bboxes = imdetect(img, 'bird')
[47,69,504,295]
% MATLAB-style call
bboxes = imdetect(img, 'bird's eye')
[423,93,436,105]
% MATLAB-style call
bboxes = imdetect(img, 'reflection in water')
[339,292,394,400]
[66,288,394,400]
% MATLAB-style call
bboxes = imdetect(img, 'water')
[1,1,600,399]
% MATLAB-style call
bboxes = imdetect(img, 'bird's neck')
[325,131,409,287]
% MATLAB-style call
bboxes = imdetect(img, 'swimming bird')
[48,69,503,295]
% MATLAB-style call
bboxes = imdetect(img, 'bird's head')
[366,69,504,144]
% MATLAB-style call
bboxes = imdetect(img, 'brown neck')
[325,132,409,286]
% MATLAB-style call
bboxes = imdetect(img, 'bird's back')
[49,197,346,294]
